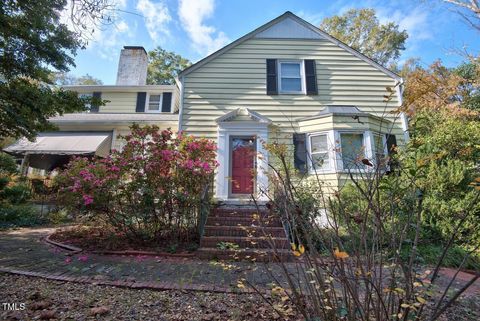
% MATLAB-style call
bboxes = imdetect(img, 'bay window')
[340,133,365,170]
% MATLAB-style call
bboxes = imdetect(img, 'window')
[147,94,162,112]
[278,61,304,93]
[340,133,365,170]
[309,134,330,170]
[373,134,386,166]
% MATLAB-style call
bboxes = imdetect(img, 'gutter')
[176,76,185,132]
[396,79,410,142]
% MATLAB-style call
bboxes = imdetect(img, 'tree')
[443,0,480,31]
[147,47,191,85]
[320,8,408,65]
[402,60,480,113]
[0,0,108,141]
[51,72,104,86]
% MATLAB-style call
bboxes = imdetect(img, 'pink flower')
[185,159,194,169]
[78,255,89,262]
[64,257,72,264]
[110,165,120,172]
[82,194,93,206]
[201,162,211,172]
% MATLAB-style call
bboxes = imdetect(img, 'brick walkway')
[0,227,288,293]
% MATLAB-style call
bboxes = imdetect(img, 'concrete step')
[199,236,289,249]
[204,225,286,238]
[196,247,294,262]
[206,216,283,227]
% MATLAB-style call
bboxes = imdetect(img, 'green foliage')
[453,61,480,111]
[0,0,90,140]
[320,8,408,65]
[401,244,480,270]
[147,46,191,85]
[50,72,104,86]
[0,152,18,176]
[0,204,42,229]
[407,109,480,244]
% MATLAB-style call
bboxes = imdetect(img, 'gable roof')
[178,11,401,81]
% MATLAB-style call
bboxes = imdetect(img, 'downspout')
[396,78,410,142]
[175,76,185,132]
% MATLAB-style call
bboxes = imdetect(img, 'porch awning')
[4,132,112,157]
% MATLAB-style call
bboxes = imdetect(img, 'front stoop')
[198,206,293,262]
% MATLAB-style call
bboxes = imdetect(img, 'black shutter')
[293,133,308,174]
[266,59,278,95]
[386,134,397,155]
[90,92,101,112]
[135,92,147,112]
[161,92,172,112]
[304,60,318,95]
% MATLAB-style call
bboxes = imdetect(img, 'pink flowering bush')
[55,124,217,242]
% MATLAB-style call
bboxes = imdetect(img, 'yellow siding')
[99,92,137,113]
[182,38,402,138]
[182,38,404,192]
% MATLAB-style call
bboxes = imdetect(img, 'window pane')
[281,78,302,92]
[341,133,364,170]
[281,63,301,77]
[148,95,161,111]
[311,135,328,153]
[312,152,329,170]
[374,135,386,166]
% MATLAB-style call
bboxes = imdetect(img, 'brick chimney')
[116,46,148,85]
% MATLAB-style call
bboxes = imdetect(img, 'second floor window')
[148,94,163,112]
[278,61,304,94]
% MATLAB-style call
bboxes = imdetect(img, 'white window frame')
[146,93,166,113]
[307,130,336,174]
[277,60,305,94]
[373,133,388,164]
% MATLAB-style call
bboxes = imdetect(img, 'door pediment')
[216,108,271,125]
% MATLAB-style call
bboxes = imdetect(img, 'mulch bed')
[0,273,299,321]
[49,225,199,256]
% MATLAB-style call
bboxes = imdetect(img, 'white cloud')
[136,0,172,43]
[178,0,230,55]
[377,7,431,42]
[297,10,324,26]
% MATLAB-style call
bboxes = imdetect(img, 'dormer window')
[146,92,172,113]
[278,60,305,94]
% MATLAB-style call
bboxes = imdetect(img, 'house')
[5,12,407,203]
[177,12,407,202]
[5,46,179,172]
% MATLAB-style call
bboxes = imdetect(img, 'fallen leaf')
[39,310,56,320]
[90,306,110,316]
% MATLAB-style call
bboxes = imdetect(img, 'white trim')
[306,130,335,174]
[216,122,269,202]
[337,131,368,173]
[396,82,410,142]
[145,93,163,113]
[62,85,177,93]
[277,60,306,94]
[179,11,401,81]
[176,76,185,131]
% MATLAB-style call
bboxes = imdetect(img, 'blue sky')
[68,0,480,84]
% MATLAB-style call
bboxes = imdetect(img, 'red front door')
[231,137,255,194]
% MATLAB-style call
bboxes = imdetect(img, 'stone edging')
[45,234,82,255]
[0,268,260,294]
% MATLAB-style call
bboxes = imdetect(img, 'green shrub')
[401,243,480,270]
[1,183,31,204]
[0,204,43,229]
